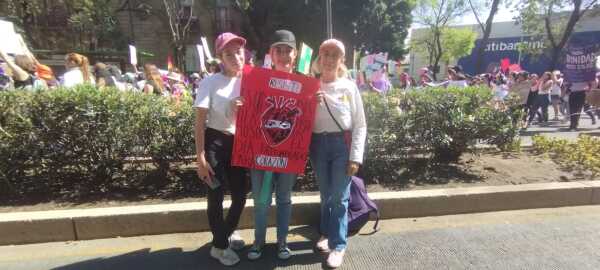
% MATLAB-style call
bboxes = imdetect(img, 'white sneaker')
[277,242,292,260]
[315,236,329,252]
[229,231,245,251]
[246,242,263,261]
[210,246,240,266]
[326,249,346,268]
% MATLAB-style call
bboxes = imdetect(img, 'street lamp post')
[325,0,333,39]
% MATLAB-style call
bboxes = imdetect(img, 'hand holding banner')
[232,66,320,174]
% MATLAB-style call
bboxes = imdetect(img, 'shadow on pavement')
[50,239,327,270]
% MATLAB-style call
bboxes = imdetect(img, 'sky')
[454,7,518,26]
[406,7,519,45]
[411,6,519,29]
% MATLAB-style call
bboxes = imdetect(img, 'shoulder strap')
[323,98,344,132]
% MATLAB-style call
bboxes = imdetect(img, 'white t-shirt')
[193,73,241,134]
[550,78,563,95]
[314,78,367,163]
[447,80,468,88]
[62,68,95,87]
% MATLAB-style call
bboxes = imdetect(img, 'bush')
[0,86,194,197]
[532,135,600,176]
[0,85,520,198]
[365,86,520,164]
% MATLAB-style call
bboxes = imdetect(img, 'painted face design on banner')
[260,96,302,147]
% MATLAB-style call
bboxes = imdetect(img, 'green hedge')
[0,85,520,198]
[0,86,194,197]
[362,86,521,181]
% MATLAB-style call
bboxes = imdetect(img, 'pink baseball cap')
[215,32,246,54]
[319,39,345,56]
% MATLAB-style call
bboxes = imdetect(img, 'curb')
[1,181,599,246]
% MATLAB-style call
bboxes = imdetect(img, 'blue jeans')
[250,169,296,245]
[309,133,351,251]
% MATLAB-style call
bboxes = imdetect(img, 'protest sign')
[232,66,320,174]
[201,37,213,60]
[563,44,597,83]
[196,44,206,72]
[297,43,313,74]
[360,53,388,81]
[0,21,27,55]
[129,45,137,66]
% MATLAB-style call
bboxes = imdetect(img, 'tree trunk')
[432,29,443,80]
[174,45,186,72]
[474,0,500,74]
[548,46,561,71]
[544,0,584,72]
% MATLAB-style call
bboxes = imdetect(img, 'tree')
[413,0,470,79]
[67,0,126,51]
[411,27,477,71]
[3,0,127,51]
[515,0,600,70]
[345,0,416,60]
[160,0,196,71]
[467,0,502,74]
[236,0,414,63]
[440,28,477,63]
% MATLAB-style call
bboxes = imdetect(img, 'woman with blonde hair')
[310,39,367,269]
[63,53,94,87]
[0,48,47,90]
[141,63,166,95]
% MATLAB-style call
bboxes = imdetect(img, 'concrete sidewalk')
[4,205,600,270]
[2,181,600,246]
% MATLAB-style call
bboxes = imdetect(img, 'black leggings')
[204,128,249,249]
[569,91,586,129]
[528,94,549,123]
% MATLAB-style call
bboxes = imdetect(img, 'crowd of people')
[0,45,228,103]
[2,29,600,268]
[386,64,600,131]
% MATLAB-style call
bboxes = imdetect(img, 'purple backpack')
[347,176,380,235]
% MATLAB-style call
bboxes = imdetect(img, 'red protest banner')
[232,66,320,174]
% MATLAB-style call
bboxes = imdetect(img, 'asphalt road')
[519,113,600,146]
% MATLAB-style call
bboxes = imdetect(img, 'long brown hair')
[65,53,91,83]
[541,71,552,82]
[143,63,165,94]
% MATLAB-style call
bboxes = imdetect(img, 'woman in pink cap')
[193,32,248,266]
[310,39,367,268]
